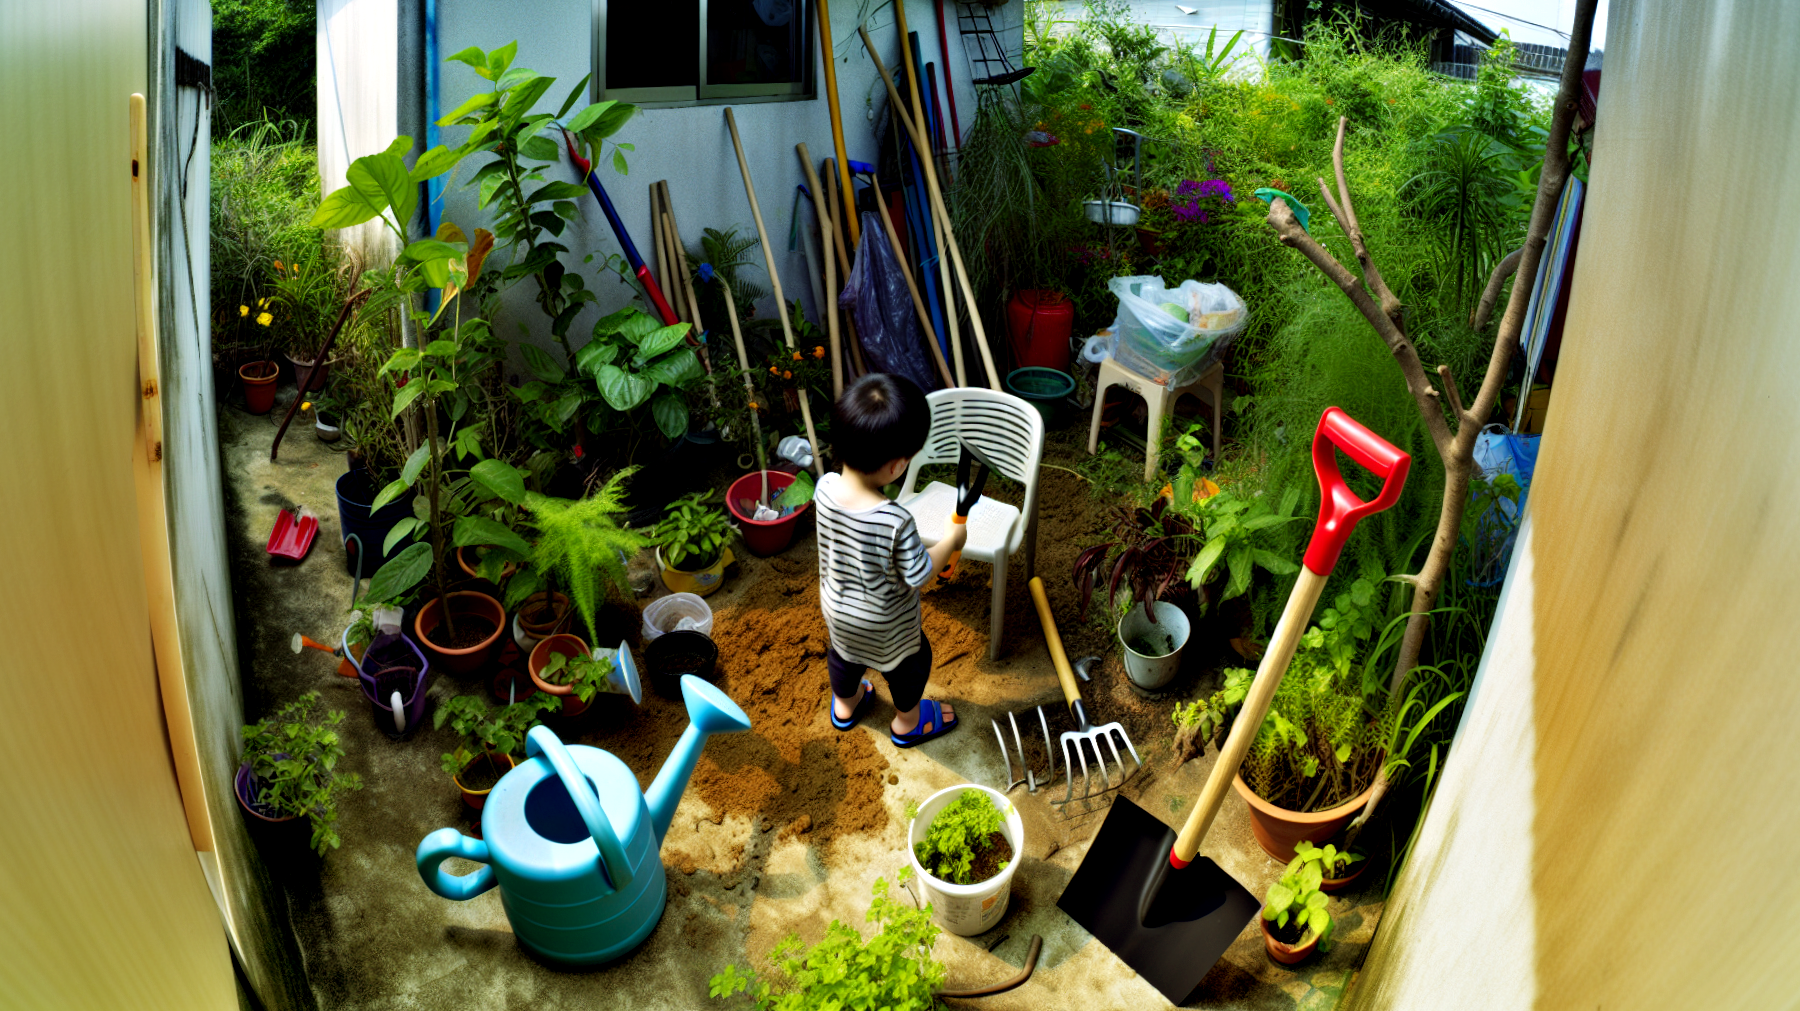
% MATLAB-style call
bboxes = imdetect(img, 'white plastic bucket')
[641,592,714,641]
[908,785,1024,936]
[1117,601,1190,690]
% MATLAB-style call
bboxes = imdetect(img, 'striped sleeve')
[893,512,934,589]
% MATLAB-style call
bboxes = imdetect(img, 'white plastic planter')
[908,785,1024,936]
[1118,601,1190,690]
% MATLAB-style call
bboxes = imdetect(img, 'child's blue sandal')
[890,698,957,748]
[829,680,876,731]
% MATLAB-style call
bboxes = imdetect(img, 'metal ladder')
[955,2,1034,88]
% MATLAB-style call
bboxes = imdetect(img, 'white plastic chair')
[899,388,1045,660]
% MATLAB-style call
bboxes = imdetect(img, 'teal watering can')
[416,675,751,966]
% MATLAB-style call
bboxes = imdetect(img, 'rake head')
[993,706,1056,793]
[1054,720,1142,807]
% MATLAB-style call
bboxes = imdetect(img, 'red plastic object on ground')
[266,508,318,562]
[725,471,809,556]
[1006,290,1074,372]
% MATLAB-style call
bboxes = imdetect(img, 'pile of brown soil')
[428,615,498,650]
[966,831,1014,884]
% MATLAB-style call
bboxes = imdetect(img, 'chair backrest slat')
[902,388,1045,527]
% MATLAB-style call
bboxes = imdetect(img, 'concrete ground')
[219,385,1383,1011]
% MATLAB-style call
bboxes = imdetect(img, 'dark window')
[594,0,812,106]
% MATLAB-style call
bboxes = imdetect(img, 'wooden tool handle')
[1171,566,1327,866]
[1028,577,1082,712]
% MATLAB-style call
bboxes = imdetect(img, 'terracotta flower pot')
[1233,774,1375,863]
[286,352,336,396]
[414,590,506,676]
[240,361,278,415]
[1321,857,1370,895]
[1260,915,1321,966]
[528,633,592,717]
[453,751,515,810]
[515,591,573,645]
[455,545,520,583]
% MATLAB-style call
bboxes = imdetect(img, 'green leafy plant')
[1172,666,1252,765]
[239,692,364,855]
[1261,841,1337,950]
[776,470,815,510]
[689,225,768,324]
[434,692,561,779]
[710,870,945,1011]
[913,789,1011,886]
[654,491,734,570]
[535,649,614,705]
[507,469,651,641]
[1293,838,1363,880]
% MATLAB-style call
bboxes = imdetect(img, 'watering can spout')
[645,675,751,844]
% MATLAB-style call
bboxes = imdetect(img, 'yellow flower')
[256,312,273,327]
[239,305,249,317]
[301,401,312,411]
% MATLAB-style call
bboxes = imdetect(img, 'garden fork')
[1028,577,1141,806]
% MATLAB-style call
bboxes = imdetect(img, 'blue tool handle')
[416,828,497,900]
[526,726,634,891]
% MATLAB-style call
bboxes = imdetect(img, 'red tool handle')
[1302,406,1412,575]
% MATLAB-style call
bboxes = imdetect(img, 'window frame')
[591,0,815,108]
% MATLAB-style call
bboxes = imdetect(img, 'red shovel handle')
[1303,406,1412,575]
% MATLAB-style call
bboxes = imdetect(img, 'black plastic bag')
[839,211,941,392]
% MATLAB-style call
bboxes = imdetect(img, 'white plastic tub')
[641,592,715,641]
[1117,601,1190,690]
[908,785,1024,936]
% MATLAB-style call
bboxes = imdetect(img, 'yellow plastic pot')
[656,546,734,597]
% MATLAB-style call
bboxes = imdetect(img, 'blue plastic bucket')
[1005,367,1076,426]
[336,470,413,577]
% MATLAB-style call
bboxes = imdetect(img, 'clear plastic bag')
[839,212,942,392]
[642,592,715,641]
[1105,275,1247,387]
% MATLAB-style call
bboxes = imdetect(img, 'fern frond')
[523,468,650,643]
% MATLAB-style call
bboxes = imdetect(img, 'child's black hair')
[830,373,930,473]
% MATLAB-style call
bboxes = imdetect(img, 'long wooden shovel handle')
[1170,407,1411,867]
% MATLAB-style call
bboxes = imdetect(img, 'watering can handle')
[525,726,635,891]
[391,691,406,735]
[1303,406,1412,575]
[416,828,497,900]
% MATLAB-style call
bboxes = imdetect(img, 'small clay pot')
[286,352,336,395]
[515,591,573,645]
[456,545,519,583]
[240,361,278,414]
[528,633,592,717]
[415,591,506,675]
[453,751,515,810]
[1260,915,1321,966]
[1321,857,1371,894]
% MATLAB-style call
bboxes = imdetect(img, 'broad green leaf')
[1279,484,1301,516]
[478,169,509,209]
[551,392,582,427]
[519,133,561,161]
[453,515,533,557]
[1350,579,1374,607]
[1187,535,1227,586]
[777,470,816,508]
[501,75,555,118]
[400,442,431,485]
[381,348,423,375]
[564,99,617,135]
[633,322,691,358]
[580,101,638,141]
[390,378,427,419]
[525,181,591,204]
[642,348,701,388]
[437,91,495,125]
[1241,513,1296,531]
[445,45,487,69]
[485,41,518,80]
[555,73,594,119]
[422,339,459,357]
[519,343,565,382]
[365,542,432,603]
[400,238,465,265]
[382,517,421,555]
[369,477,413,514]
[1225,543,1253,599]
[1265,882,1293,913]
[1252,548,1300,575]
[575,339,618,374]
[613,148,629,175]
[469,458,526,504]
[1299,862,1323,893]
[595,363,654,411]
[347,151,415,232]
[409,144,462,182]
[1306,890,1329,910]
[496,66,540,93]
[649,390,689,439]
[594,306,659,341]
[311,184,385,230]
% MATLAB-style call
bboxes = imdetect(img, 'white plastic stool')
[1086,357,1224,482]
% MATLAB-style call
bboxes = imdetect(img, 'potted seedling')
[1259,840,1339,965]
[527,634,619,716]
[653,491,736,597]
[505,469,650,649]
[1296,838,1367,894]
[235,692,364,855]
[906,786,1025,937]
[434,691,561,809]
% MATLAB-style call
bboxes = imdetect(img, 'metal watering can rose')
[415,676,751,965]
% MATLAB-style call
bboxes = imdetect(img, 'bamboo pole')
[860,22,1001,390]
[814,0,859,247]
[795,144,845,396]
[650,183,676,322]
[658,181,707,331]
[723,107,825,477]
[868,166,956,387]
[718,278,771,507]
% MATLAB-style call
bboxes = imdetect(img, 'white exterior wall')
[1049,0,1274,63]
[435,0,986,363]
[319,0,400,264]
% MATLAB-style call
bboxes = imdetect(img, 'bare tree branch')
[1471,247,1524,329]
[1328,117,1402,324]
[1437,364,1468,425]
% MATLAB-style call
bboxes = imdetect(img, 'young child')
[814,374,966,746]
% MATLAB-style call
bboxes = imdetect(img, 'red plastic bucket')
[726,471,809,556]
[1006,290,1074,372]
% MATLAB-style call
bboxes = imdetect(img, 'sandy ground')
[219,384,1381,1011]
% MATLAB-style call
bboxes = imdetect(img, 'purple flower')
[1198,179,1235,202]
[1175,179,1201,196]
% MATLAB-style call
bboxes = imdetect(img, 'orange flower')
[813,346,825,358]
[273,260,283,270]
[748,401,759,411]
[769,366,778,374]
[783,370,792,379]
[792,351,802,361]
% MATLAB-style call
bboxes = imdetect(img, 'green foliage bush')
[240,691,363,855]
[211,0,315,135]
[913,789,1010,886]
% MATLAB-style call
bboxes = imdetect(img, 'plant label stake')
[1055,407,1409,1005]
[417,676,750,965]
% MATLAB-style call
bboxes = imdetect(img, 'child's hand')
[942,517,969,552]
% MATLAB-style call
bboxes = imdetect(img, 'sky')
[1445,0,1608,50]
